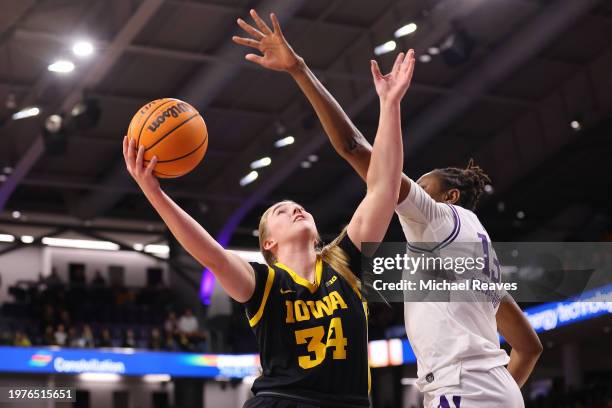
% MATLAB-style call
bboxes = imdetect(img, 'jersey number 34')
[294,317,347,369]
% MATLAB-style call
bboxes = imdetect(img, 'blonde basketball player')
[235,9,542,408]
[124,29,416,406]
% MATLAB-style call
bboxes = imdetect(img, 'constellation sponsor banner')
[360,242,612,303]
[0,347,260,378]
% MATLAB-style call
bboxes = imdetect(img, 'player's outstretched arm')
[122,136,255,303]
[233,9,412,203]
[496,295,543,388]
[346,51,415,249]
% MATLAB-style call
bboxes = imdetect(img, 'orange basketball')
[127,98,208,178]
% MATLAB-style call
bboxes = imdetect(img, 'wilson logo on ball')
[128,98,208,178]
[147,102,193,132]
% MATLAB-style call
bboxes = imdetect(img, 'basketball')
[127,98,208,178]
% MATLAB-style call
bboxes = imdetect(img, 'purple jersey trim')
[406,204,461,254]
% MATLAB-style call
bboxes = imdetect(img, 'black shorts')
[244,396,320,408]
[244,393,369,408]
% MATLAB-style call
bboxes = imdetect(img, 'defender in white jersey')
[396,165,535,407]
[243,27,543,407]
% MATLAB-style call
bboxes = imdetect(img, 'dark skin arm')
[496,295,543,387]
[233,10,412,203]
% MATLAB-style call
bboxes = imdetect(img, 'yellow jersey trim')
[248,266,275,327]
[274,256,322,294]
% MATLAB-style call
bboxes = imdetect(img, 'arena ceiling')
[0,0,611,250]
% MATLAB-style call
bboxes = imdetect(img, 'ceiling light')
[5,93,16,109]
[570,120,582,131]
[250,157,271,170]
[308,154,318,162]
[41,237,119,251]
[394,23,418,38]
[3,167,12,174]
[274,136,294,148]
[12,106,40,120]
[133,243,144,251]
[419,54,432,63]
[21,236,34,244]
[72,41,94,57]
[428,46,440,55]
[301,161,312,169]
[144,244,169,255]
[44,114,63,134]
[12,211,21,219]
[0,175,7,182]
[0,234,15,243]
[48,60,75,74]
[516,211,525,220]
[374,40,397,56]
[484,184,494,194]
[240,171,258,186]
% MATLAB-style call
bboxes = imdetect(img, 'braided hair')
[434,159,491,211]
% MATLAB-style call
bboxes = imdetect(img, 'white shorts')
[424,366,524,408]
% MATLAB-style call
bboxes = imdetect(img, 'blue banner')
[0,347,260,378]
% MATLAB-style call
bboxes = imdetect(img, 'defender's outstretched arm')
[233,10,412,202]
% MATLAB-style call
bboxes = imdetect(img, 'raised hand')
[122,136,160,194]
[232,9,302,73]
[370,50,416,104]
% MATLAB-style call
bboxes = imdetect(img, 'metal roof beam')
[72,0,307,220]
[0,0,165,213]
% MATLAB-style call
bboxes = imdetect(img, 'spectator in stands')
[44,268,63,288]
[148,328,163,350]
[68,327,80,348]
[92,270,106,287]
[178,308,207,350]
[122,328,137,348]
[54,323,68,347]
[98,328,113,348]
[80,325,95,348]
[164,311,178,335]
[177,308,198,335]
[176,332,195,352]
[0,330,12,345]
[164,330,177,351]
[41,304,55,330]
[42,325,55,345]
[54,324,67,346]
[14,330,31,347]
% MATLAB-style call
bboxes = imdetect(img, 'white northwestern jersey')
[396,179,510,393]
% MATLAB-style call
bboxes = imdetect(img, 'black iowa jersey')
[244,234,369,407]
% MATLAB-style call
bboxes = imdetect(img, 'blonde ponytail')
[321,228,362,295]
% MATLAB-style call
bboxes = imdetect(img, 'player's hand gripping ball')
[127,98,208,178]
